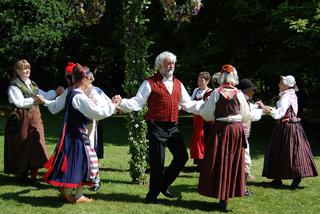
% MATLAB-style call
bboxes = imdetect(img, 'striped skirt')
[198,121,246,200]
[262,121,318,179]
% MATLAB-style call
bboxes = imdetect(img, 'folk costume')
[262,76,318,187]
[189,87,213,165]
[5,77,57,180]
[43,87,116,198]
[85,85,113,191]
[119,71,204,203]
[197,64,250,211]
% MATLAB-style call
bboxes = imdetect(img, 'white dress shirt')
[8,79,57,108]
[44,88,116,121]
[190,87,212,101]
[119,74,204,114]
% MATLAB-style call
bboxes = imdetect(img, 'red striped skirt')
[198,121,246,200]
[262,121,318,179]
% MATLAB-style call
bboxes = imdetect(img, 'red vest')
[145,72,181,122]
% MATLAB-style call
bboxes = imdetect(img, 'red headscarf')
[220,64,235,73]
[65,62,76,75]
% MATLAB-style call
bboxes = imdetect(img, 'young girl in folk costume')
[4,59,62,183]
[43,64,120,203]
[189,72,213,169]
[262,75,318,188]
[198,64,250,211]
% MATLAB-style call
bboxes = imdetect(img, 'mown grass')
[0,107,319,213]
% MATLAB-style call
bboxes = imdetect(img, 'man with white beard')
[113,51,204,204]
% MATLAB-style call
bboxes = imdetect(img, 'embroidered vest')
[10,77,39,98]
[145,72,181,122]
[10,77,39,110]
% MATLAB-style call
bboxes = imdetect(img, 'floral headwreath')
[160,0,202,22]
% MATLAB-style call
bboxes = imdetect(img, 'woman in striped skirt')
[43,64,121,203]
[198,65,250,211]
[262,75,318,188]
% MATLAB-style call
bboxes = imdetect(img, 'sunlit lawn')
[0,106,319,213]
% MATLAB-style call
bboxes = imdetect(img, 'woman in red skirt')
[189,72,212,169]
[198,65,250,211]
[262,75,318,188]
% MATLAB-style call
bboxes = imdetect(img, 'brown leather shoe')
[58,187,75,203]
[75,196,94,204]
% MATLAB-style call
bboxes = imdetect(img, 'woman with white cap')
[262,75,318,188]
[198,64,250,211]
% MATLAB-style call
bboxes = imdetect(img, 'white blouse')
[270,90,296,120]
[190,87,212,101]
[199,89,250,123]
[8,79,57,108]
[119,75,204,114]
[44,88,116,121]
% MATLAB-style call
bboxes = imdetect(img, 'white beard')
[161,68,174,78]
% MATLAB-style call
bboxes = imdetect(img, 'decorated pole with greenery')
[122,0,152,184]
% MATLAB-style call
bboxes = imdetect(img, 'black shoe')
[291,178,301,189]
[270,179,283,186]
[161,190,175,199]
[90,183,101,192]
[146,196,158,204]
[218,200,228,211]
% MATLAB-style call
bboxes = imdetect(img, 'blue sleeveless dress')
[44,89,94,188]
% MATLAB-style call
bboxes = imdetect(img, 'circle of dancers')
[4,52,318,210]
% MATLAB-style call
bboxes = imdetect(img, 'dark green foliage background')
[1,0,319,113]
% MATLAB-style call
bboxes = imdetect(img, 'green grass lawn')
[0,107,319,213]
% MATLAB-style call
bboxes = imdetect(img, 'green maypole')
[122,0,152,184]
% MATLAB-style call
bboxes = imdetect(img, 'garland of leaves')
[122,0,152,184]
[160,0,202,22]
[69,0,106,25]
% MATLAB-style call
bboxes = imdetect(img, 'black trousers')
[146,121,189,199]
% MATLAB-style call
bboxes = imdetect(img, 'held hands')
[112,95,123,113]
[112,95,122,106]
[55,86,65,96]
[34,95,45,105]
[262,106,273,115]
[255,100,264,109]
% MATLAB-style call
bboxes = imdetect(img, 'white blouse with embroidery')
[44,88,116,121]
[8,79,57,108]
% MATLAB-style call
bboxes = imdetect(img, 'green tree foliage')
[122,0,152,183]
[0,0,77,76]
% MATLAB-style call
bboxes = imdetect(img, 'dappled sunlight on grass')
[0,109,320,213]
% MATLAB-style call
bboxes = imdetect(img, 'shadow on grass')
[89,192,221,212]
[100,177,133,185]
[0,173,65,208]
[0,173,50,189]
[100,167,129,172]
[0,189,65,208]
[170,184,198,198]
[249,181,305,190]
